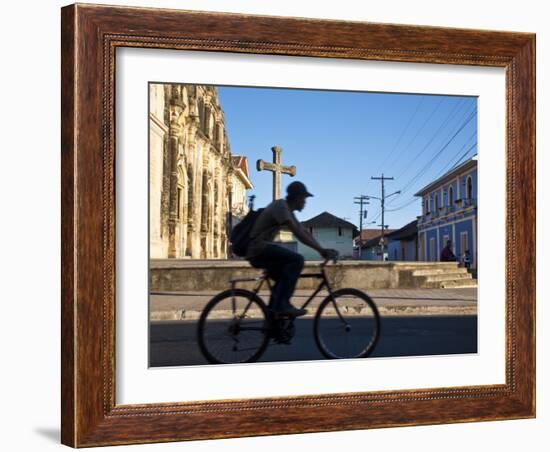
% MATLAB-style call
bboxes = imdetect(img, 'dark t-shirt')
[440,246,456,261]
[246,199,299,258]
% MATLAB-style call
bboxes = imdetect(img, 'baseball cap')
[286,181,314,198]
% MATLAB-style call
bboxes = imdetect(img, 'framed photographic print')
[61,3,535,447]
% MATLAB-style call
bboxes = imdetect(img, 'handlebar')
[321,254,339,267]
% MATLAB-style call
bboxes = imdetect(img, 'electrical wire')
[443,141,478,174]
[385,96,444,172]
[375,96,426,174]
[389,108,476,201]
[393,98,468,181]
[383,141,477,216]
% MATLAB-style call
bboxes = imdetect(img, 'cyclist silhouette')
[245,181,337,318]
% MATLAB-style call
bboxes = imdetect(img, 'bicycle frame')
[228,260,342,320]
[199,258,380,364]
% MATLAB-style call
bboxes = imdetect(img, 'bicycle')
[197,258,381,364]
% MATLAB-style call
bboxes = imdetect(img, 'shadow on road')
[150,315,477,367]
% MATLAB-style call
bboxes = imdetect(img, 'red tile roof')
[231,155,249,178]
[358,229,385,241]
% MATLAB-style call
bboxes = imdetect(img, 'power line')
[385,197,420,212]
[371,98,476,226]
[393,98,468,181]
[447,142,477,171]
[371,210,382,223]
[384,141,477,214]
[433,130,477,179]
[375,96,425,174]
[390,109,476,200]
[383,99,471,210]
[384,97,444,171]
[384,110,476,214]
[365,96,425,199]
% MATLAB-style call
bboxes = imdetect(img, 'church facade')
[149,83,252,259]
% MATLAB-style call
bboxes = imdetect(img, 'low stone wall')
[150,259,463,292]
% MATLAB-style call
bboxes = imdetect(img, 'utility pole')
[354,195,369,259]
[369,174,400,260]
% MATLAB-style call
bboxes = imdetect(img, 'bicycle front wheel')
[197,289,270,364]
[314,288,380,359]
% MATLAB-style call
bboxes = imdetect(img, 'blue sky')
[217,85,477,230]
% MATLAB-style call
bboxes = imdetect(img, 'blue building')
[356,229,396,261]
[387,220,418,261]
[415,156,477,269]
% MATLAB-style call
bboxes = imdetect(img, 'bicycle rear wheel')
[314,288,380,359]
[197,289,270,364]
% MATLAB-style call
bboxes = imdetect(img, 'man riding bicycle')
[246,181,338,318]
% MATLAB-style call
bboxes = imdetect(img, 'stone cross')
[256,146,296,200]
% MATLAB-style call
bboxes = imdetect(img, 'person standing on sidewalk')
[246,181,337,317]
[440,240,457,262]
[462,249,472,269]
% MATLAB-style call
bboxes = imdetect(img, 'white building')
[298,212,358,260]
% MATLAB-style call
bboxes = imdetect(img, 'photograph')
[148,83,479,367]
[54,0,537,447]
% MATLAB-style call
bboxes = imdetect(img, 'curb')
[150,305,477,322]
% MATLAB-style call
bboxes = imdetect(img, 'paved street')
[149,315,477,367]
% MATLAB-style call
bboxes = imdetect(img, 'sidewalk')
[150,288,477,321]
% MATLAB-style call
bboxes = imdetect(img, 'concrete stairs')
[150,259,478,292]
[399,263,477,289]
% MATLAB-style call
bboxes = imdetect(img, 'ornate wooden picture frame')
[61,3,535,447]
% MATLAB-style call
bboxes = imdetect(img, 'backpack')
[229,208,264,257]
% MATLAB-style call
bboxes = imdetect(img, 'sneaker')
[277,305,307,318]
